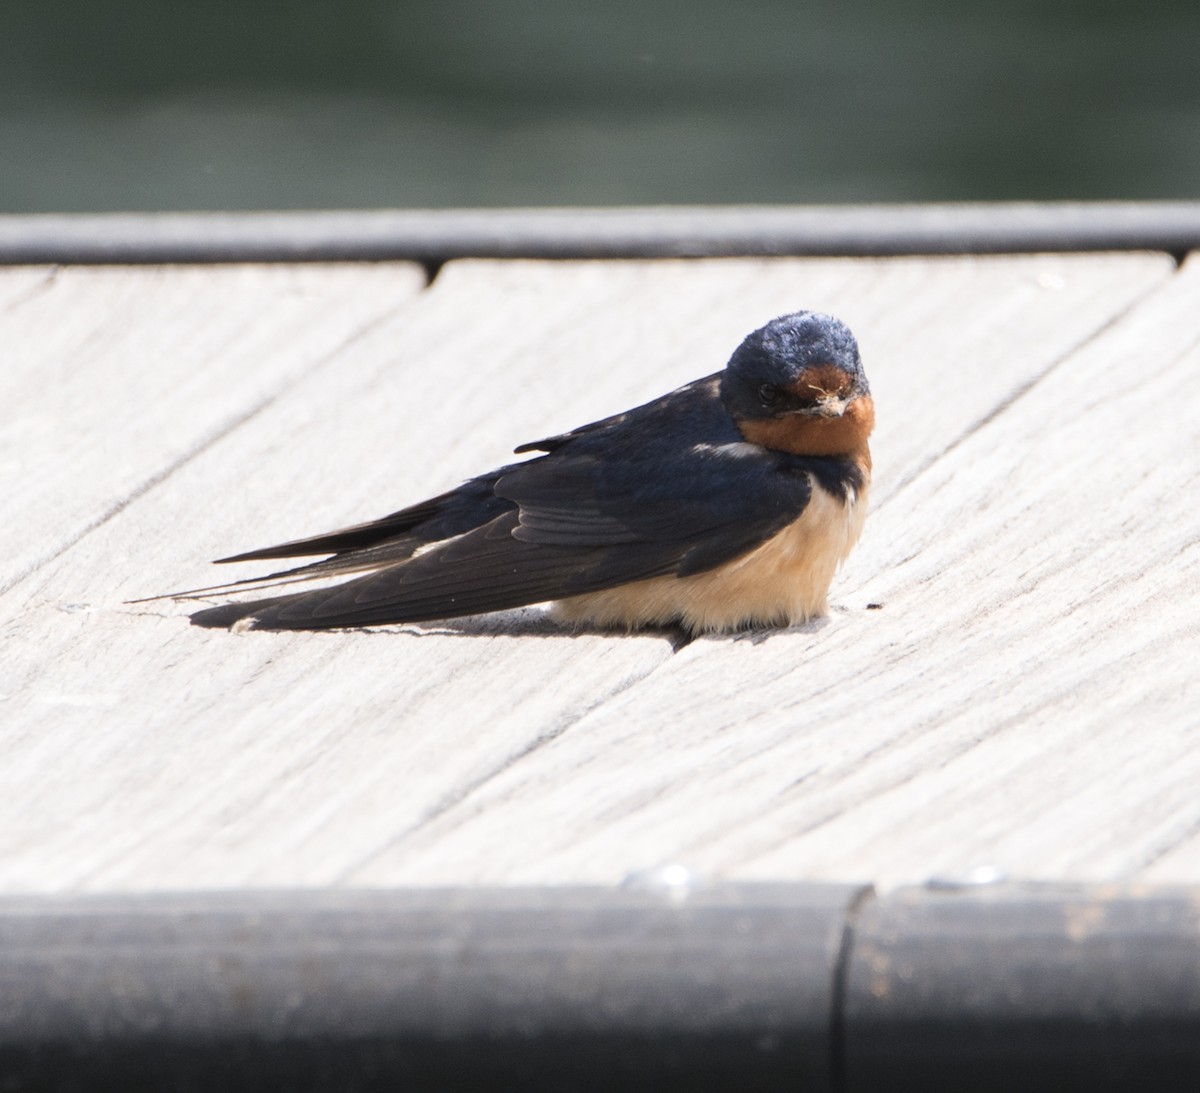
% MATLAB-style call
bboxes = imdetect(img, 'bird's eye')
[758,382,780,405]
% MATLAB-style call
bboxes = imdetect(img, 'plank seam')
[0,394,281,600]
[335,649,682,881]
[1136,814,1200,873]
[0,265,61,312]
[870,258,1184,517]
[0,299,423,599]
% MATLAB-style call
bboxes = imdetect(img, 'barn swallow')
[185,311,874,634]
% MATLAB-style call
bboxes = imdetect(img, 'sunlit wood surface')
[5,250,1198,893]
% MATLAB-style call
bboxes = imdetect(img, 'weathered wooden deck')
[5,223,1200,895]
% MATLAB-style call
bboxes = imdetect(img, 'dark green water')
[2,0,1198,212]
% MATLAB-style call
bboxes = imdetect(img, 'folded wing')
[191,443,814,630]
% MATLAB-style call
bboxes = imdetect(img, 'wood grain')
[363,254,1200,891]
[0,263,426,594]
[1,252,1187,893]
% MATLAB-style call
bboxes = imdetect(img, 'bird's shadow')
[319,611,700,652]
[195,602,832,652]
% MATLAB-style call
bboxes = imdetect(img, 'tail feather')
[214,494,453,564]
[190,594,299,629]
[145,475,519,614]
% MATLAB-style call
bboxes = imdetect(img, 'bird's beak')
[811,396,849,418]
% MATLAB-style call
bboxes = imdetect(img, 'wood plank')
[364,254,1200,891]
[100,254,1163,595]
[0,263,426,595]
[0,253,1176,892]
[0,267,56,309]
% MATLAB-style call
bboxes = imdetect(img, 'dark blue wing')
[498,445,812,577]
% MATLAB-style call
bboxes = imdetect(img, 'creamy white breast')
[552,476,868,634]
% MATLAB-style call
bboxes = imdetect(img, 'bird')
[184,311,874,635]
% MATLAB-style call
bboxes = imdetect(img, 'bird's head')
[720,311,874,462]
